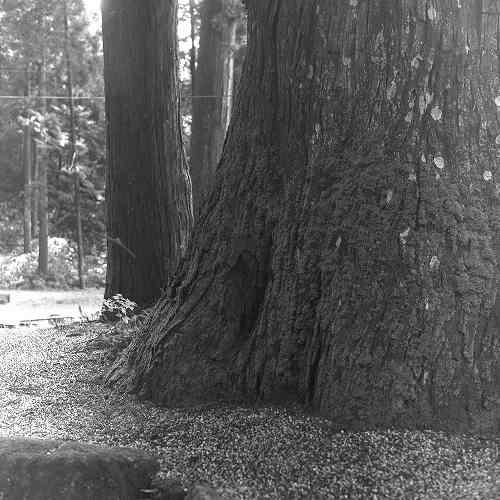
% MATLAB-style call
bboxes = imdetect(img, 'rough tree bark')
[190,0,242,216]
[101,0,193,307]
[110,0,500,432]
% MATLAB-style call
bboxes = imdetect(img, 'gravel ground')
[1,324,500,499]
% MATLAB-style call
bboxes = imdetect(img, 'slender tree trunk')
[23,123,32,254]
[110,0,500,432]
[31,139,38,239]
[63,0,84,289]
[38,43,48,276]
[38,155,48,275]
[23,64,32,254]
[101,0,193,307]
[190,0,242,217]
[189,0,197,94]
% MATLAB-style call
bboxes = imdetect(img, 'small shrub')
[0,237,77,288]
[101,294,137,322]
[0,237,107,289]
[87,296,148,363]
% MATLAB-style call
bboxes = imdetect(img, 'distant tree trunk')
[31,140,38,239]
[189,0,197,94]
[38,44,48,276]
[23,124,32,254]
[38,151,48,275]
[190,0,242,216]
[23,64,32,254]
[109,0,500,432]
[63,0,84,289]
[101,0,193,307]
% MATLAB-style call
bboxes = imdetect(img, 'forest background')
[0,0,223,290]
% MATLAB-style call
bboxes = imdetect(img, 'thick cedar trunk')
[111,0,500,432]
[190,0,241,216]
[101,0,193,307]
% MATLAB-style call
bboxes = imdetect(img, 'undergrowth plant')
[101,294,137,322]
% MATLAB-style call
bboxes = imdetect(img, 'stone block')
[0,438,159,500]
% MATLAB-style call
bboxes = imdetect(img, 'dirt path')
[1,324,500,499]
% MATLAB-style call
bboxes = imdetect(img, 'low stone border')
[0,438,158,499]
[0,438,222,500]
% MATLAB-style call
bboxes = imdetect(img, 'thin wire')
[0,95,104,100]
[0,95,233,99]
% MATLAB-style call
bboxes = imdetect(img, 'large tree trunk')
[190,0,242,216]
[101,0,193,307]
[110,0,500,432]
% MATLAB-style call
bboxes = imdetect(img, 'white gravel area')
[0,288,103,324]
[1,324,500,498]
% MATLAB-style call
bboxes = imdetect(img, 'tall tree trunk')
[38,42,48,276]
[101,0,193,307]
[63,0,84,289]
[31,139,38,239]
[190,0,242,217]
[110,0,500,432]
[38,151,48,275]
[23,64,32,254]
[22,123,32,254]
[189,0,197,94]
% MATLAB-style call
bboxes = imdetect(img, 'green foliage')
[0,236,105,289]
[101,294,138,323]
[0,195,23,252]
[0,0,106,257]
[98,294,146,362]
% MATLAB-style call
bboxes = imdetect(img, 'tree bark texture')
[190,0,241,216]
[102,0,193,307]
[110,0,500,432]
[23,124,32,254]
